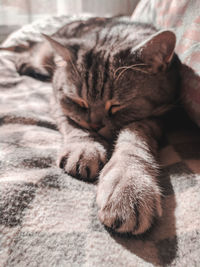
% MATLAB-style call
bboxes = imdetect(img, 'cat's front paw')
[59,141,107,181]
[97,158,162,234]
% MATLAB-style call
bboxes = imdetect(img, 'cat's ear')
[138,30,176,73]
[42,34,73,62]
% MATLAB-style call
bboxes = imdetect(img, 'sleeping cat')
[14,17,181,235]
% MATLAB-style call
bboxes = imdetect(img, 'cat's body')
[15,17,181,234]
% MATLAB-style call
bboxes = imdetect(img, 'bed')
[0,4,200,267]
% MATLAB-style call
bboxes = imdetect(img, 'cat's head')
[44,26,179,140]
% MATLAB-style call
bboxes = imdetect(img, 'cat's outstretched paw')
[97,158,162,234]
[59,141,107,181]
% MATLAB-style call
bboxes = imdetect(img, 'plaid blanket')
[0,16,200,267]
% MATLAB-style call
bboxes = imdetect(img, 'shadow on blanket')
[0,47,200,266]
[107,177,177,266]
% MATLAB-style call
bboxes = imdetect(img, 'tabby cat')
[15,17,181,235]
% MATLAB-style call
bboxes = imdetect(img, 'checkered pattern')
[0,15,200,266]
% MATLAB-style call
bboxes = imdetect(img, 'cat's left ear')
[138,30,176,73]
[42,34,73,62]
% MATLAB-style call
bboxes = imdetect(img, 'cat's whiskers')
[115,63,147,72]
[114,63,149,81]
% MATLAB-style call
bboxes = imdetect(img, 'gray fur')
[16,17,181,234]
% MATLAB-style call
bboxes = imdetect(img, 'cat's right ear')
[42,34,73,62]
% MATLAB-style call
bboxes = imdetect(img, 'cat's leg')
[97,119,162,234]
[16,42,54,81]
[52,99,109,181]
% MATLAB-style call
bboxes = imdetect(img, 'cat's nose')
[90,123,104,131]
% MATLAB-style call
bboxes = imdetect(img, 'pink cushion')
[132,0,200,126]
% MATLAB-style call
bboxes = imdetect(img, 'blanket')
[0,15,200,267]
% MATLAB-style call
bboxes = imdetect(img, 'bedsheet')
[0,15,200,267]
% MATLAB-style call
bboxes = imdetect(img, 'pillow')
[131,0,200,127]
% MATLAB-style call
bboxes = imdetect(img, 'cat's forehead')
[61,25,158,103]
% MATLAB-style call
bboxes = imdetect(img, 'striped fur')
[16,17,181,234]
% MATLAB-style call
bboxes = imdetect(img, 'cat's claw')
[58,141,107,181]
[97,158,162,235]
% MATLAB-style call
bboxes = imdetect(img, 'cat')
[14,17,181,235]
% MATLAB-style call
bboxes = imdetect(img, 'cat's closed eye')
[105,100,122,116]
[108,105,122,116]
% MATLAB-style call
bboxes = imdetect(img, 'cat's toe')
[58,142,107,181]
[97,165,162,235]
[98,196,161,235]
